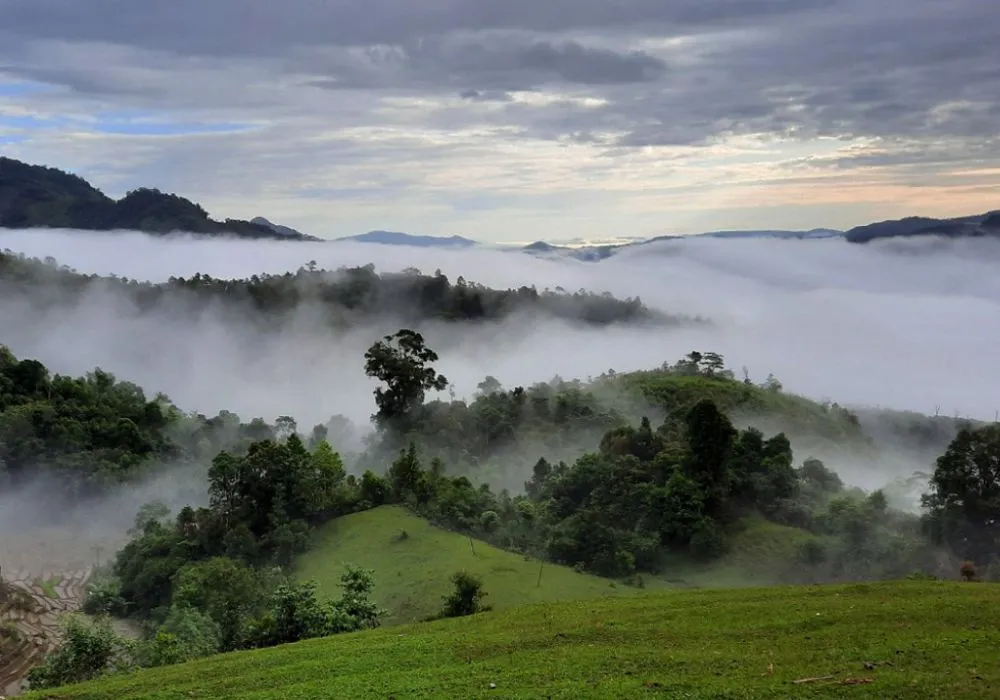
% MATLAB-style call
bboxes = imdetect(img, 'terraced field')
[0,567,92,696]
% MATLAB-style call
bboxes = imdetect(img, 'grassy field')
[30,580,999,699]
[294,506,658,624]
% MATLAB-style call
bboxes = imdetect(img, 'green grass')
[295,506,657,624]
[656,516,819,589]
[30,581,1000,699]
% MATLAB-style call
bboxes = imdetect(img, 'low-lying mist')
[2,228,995,426]
[0,465,207,574]
[0,228,995,567]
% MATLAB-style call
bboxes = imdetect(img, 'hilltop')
[27,580,1000,699]
[0,158,318,241]
[294,506,655,625]
[844,211,1000,243]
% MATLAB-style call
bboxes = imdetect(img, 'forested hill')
[0,250,677,328]
[0,157,318,241]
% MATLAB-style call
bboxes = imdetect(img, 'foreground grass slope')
[295,506,653,624]
[33,581,998,699]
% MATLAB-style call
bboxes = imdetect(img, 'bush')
[82,577,128,617]
[26,616,135,690]
[137,607,221,668]
[440,571,491,618]
[244,566,385,650]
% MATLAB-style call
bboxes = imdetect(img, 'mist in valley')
[1,227,997,573]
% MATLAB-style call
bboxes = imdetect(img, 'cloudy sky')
[1,0,997,242]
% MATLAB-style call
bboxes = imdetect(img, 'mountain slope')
[0,157,318,240]
[28,581,998,699]
[294,506,654,625]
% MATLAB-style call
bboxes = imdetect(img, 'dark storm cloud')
[0,0,837,56]
[299,37,666,90]
[0,0,998,162]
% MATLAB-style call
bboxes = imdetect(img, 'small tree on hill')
[440,571,491,618]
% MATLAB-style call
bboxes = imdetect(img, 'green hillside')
[30,581,998,699]
[618,371,867,445]
[294,506,657,625]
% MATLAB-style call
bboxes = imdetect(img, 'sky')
[0,0,998,242]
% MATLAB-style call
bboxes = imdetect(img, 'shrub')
[137,607,221,668]
[26,615,135,690]
[82,577,128,617]
[440,571,491,618]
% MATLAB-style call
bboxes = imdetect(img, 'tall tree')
[363,329,448,428]
[683,400,736,517]
[922,425,1000,563]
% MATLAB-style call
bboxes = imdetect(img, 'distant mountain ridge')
[0,157,319,241]
[2,157,996,253]
[844,211,1000,243]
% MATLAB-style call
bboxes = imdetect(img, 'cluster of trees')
[0,249,669,329]
[0,344,325,499]
[0,157,314,239]
[0,346,174,493]
[364,405,928,582]
[30,564,383,689]
[922,424,1000,568]
[362,331,628,474]
[355,332,990,579]
[27,435,385,689]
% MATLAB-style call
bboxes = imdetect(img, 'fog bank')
[1,228,994,427]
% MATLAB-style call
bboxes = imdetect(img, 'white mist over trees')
[0,228,997,427]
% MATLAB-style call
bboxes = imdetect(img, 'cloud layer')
[1,0,998,240]
[2,229,997,433]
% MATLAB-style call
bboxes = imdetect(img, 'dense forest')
[3,328,997,689]
[0,158,317,241]
[0,250,674,329]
